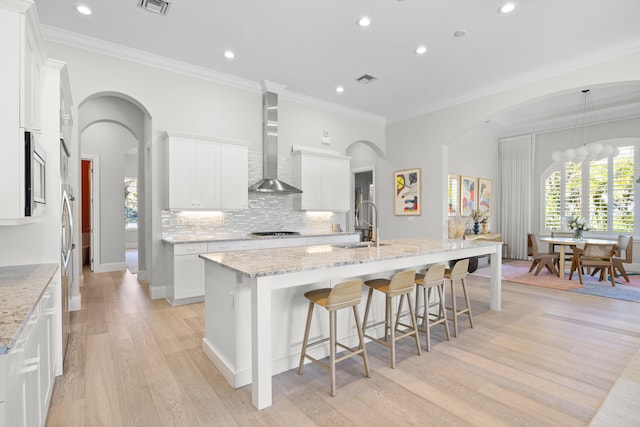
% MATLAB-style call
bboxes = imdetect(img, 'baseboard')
[137,269,148,281]
[69,295,81,311]
[149,285,166,300]
[93,262,126,273]
[168,295,204,306]
[202,338,247,388]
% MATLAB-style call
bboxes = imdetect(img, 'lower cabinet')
[0,277,59,427]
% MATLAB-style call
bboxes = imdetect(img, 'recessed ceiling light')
[357,16,371,28]
[414,46,427,55]
[453,30,467,38]
[498,3,516,14]
[224,50,235,59]
[336,86,344,93]
[76,4,92,15]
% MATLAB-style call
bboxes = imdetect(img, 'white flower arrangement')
[567,216,590,231]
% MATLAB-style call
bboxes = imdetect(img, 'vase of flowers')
[471,209,488,235]
[567,216,590,240]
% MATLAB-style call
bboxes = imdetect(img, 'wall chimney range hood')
[248,84,302,194]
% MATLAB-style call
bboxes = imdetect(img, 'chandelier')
[551,89,618,163]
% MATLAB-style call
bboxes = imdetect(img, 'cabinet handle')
[21,357,40,373]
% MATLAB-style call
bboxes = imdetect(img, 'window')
[125,177,138,228]
[543,142,636,233]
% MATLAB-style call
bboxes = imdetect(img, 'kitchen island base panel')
[204,262,390,390]
[202,239,502,409]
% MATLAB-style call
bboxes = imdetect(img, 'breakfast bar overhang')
[200,238,502,410]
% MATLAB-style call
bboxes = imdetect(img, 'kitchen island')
[200,237,502,410]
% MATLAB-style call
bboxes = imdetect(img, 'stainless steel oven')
[25,131,46,216]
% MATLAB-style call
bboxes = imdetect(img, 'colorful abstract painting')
[460,176,476,216]
[478,177,492,216]
[394,168,421,215]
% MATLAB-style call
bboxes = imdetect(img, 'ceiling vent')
[138,0,171,15]
[356,74,377,84]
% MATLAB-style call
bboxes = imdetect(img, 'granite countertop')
[200,238,499,278]
[162,231,359,244]
[0,264,59,355]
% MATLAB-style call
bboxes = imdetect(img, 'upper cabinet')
[292,147,351,212]
[0,1,46,221]
[163,132,248,211]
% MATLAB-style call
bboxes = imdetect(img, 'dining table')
[538,236,618,278]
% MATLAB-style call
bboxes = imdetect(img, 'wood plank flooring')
[46,267,640,426]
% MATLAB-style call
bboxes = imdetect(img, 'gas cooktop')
[250,231,301,237]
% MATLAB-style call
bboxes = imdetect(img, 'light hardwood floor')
[46,267,640,426]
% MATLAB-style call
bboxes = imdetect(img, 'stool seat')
[298,279,369,397]
[362,270,421,368]
[445,259,474,337]
[414,264,450,351]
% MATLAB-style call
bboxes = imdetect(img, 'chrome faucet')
[356,200,379,248]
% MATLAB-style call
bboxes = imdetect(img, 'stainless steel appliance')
[25,131,46,216]
[60,138,73,359]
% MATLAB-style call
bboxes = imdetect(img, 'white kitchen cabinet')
[165,242,207,305]
[292,148,351,212]
[0,276,59,427]
[0,1,47,221]
[163,132,248,211]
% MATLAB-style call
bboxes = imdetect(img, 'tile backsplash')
[162,193,347,239]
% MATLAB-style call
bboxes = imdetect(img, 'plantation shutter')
[612,146,634,232]
[588,158,608,231]
[564,162,582,222]
[544,171,561,230]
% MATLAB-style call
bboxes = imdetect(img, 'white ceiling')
[34,0,640,130]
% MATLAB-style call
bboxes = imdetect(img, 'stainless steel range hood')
[248,90,303,194]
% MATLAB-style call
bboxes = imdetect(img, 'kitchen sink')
[331,242,390,249]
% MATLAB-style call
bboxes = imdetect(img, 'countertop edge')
[162,232,359,244]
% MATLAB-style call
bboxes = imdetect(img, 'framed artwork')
[460,175,476,216]
[447,174,458,216]
[478,177,492,216]
[394,168,421,215]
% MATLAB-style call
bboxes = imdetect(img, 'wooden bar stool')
[298,279,370,397]
[445,259,474,337]
[414,264,450,351]
[362,270,421,368]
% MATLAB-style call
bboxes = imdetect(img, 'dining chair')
[591,236,633,282]
[527,233,559,276]
[569,243,617,287]
[549,231,575,266]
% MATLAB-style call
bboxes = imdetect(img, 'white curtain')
[498,135,535,260]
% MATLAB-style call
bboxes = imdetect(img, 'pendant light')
[551,89,618,163]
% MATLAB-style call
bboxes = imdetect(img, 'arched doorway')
[78,93,151,280]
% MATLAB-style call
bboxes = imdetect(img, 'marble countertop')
[162,231,359,244]
[0,264,59,355]
[200,238,499,278]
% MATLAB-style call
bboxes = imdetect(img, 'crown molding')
[41,25,386,126]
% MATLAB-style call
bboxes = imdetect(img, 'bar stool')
[445,259,474,337]
[414,264,450,351]
[298,279,370,397]
[362,270,421,368]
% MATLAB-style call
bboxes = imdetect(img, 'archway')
[78,93,151,281]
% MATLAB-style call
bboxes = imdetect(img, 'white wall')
[43,41,386,293]
[383,51,640,240]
